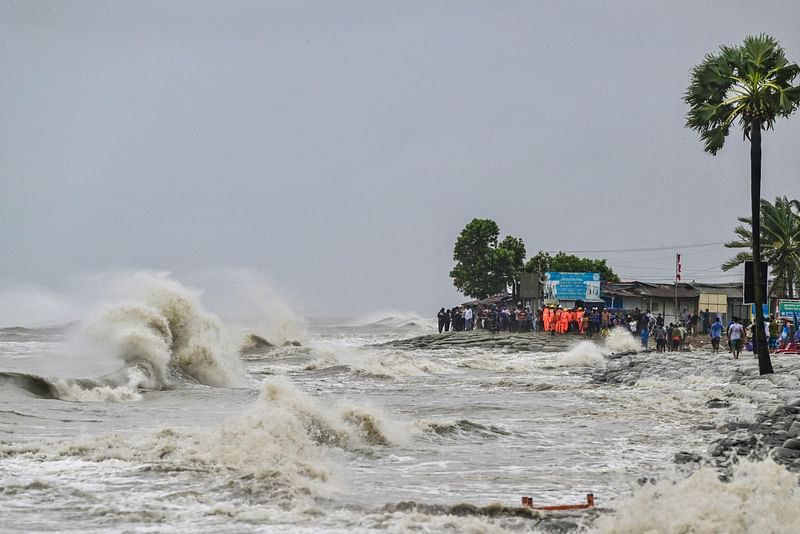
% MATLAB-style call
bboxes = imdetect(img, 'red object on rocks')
[521,493,595,511]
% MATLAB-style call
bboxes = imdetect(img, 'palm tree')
[723,197,800,299]
[686,34,800,375]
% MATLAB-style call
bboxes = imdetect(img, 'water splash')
[593,458,800,533]
[557,341,606,367]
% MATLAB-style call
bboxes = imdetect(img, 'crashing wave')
[592,458,800,533]
[80,276,241,390]
[0,376,401,502]
[2,274,242,401]
[557,341,607,367]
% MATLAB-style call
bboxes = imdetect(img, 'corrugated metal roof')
[603,282,699,299]
[691,282,744,299]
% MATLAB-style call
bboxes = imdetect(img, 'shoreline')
[379,328,800,475]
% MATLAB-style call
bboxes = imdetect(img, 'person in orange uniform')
[576,308,585,335]
[543,306,552,332]
[553,306,563,334]
[558,307,569,334]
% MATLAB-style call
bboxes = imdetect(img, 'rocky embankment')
[377,330,585,352]
[594,349,800,474]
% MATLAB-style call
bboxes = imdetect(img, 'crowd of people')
[437,303,665,340]
[436,304,531,333]
[436,303,800,356]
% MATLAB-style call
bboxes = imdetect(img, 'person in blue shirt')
[640,326,649,350]
[710,317,724,354]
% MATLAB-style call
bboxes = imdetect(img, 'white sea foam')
[1,376,406,503]
[308,341,450,378]
[557,341,606,367]
[605,327,640,353]
[51,381,142,402]
[593,458,800,533]
[77,272,242,390]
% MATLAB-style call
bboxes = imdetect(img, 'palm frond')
[722,251,751,271]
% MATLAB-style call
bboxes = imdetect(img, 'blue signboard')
[543,272,601,302]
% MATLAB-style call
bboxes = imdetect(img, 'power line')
[548,241,725,254]
[619,273,742,282]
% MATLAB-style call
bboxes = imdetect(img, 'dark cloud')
[2,1,799,317]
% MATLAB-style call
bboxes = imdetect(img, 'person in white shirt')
[464,306,474,331]
[728,317,745,359]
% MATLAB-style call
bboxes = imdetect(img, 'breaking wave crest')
[604,327,640,353]
[81,275,241,389]
[0,377,403,501]
[557,341,607,367]
[257,376,402,447]
[416,419,514,440]
[2,274,243,401]
[592,458,800,533]
[0,370,143,401]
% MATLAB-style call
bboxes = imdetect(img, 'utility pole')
[675,253,681,321]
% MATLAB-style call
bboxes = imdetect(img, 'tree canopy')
[723,196,800,298]
[685,34,800,155]
[524,251,620,282]
[449,219,619,299]
[449,219,526,299]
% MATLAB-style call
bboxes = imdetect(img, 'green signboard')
[778,300,800,318]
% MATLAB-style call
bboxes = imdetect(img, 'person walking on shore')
[710,317,723,354]
[464,306,473,331]
[728,317,744,359]
[655,325,667,352]
[437,308,447,334]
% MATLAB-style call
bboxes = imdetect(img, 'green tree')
[686,34,800,375]
[449,219,526,299]
[722,197,800,299]
[524,251,620,282]
[497,236,527,297]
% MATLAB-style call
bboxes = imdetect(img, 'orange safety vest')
[558,310,569,333]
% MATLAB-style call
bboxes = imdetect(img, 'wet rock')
[706,399,731,409]
[783,438,800,450]
[697,423,716,431]
[725,421,751,431]
[787,421,800,437]
[674,451,702,464]
[240,334,274,354]
[772,447,800,460]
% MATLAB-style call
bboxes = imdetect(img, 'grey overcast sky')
[2,1,800,321]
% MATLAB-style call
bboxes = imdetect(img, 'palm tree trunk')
[751,121,773,374]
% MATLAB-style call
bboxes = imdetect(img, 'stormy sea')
[3,273,800,533]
